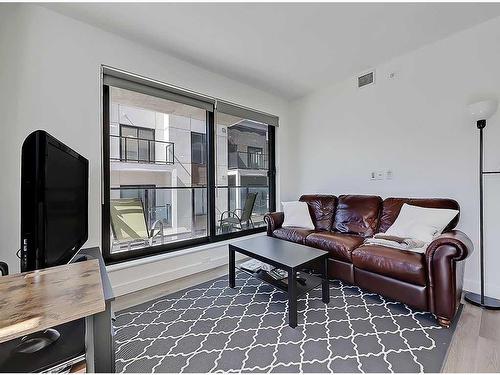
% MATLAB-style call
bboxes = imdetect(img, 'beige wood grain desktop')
[0,260,105,343]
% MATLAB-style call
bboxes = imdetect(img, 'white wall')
[285,16,500,298]
[0,4,288,294]
[6,3,495,300]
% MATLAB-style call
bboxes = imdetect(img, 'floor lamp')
[464,99,500,309]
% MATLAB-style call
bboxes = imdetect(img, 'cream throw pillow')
[282,201,315,230]
[385,203,459,243]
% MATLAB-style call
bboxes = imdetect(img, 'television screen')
[44,141,88,266]
[21,131,88,271]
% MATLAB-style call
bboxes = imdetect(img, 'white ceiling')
[45,3,500,100]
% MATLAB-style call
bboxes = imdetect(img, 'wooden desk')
[0,260,104,343]
[0,258,111,372]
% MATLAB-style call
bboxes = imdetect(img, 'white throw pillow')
[385,203,459,243]
[282,201,315,229]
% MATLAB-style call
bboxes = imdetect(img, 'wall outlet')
[386,170,393,180]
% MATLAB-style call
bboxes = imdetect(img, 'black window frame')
[102,83,276,265]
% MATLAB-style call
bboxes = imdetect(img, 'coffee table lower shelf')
[236,267,324,297]
[229,238,329,328]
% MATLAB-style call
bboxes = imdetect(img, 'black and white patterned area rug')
[114,272,460,373]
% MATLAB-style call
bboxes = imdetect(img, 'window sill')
[106,231,266,273]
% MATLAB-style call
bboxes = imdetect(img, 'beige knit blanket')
[363,234,427,253]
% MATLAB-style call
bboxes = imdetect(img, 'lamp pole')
[464,116,500,309]
[478,120,485,305]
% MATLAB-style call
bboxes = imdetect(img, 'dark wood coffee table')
[229,236,330,328]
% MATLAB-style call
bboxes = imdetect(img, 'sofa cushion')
[351,245,427,286]
[379,198,460,233]
[282,201,315,229]
[305,232,364,262]
[299,195,337,231]
[333,195,382,237]
[384,204,459,243]
[273,227,315,244]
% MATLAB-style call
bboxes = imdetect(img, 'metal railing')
[215,185,269,217]
[110,186,208,253]
[110,185,207,229]
[228,151,268,170]
[110,135,175,164]
[110,185,268,228]
[109,185,270,251]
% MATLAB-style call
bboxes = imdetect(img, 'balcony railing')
[216,185,269,217]
[109,185,270,252]
[110,135,174,164]
[228,151,268,170]
[110,185,207,253]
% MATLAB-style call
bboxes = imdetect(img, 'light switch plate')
[370,171,384,180]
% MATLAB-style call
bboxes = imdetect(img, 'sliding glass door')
[215,112,274,235]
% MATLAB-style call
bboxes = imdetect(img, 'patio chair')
[110,198,164,250]
[219,192,258,232]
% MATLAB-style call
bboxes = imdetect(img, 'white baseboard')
[463,278,500,299]
[107,235,260,296]
[112,264,231,312]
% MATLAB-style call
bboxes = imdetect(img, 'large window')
[102,68,277,263]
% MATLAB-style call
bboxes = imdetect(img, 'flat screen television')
[21,130,89,272]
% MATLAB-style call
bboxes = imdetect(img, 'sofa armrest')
[264,212,284,236]
[425,230,474,324]
[426,230,473,262]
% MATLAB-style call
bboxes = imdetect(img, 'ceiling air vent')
[357,71,375,88]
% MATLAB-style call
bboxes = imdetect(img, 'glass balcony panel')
[215,186,269,234]
[137,139,149,162]
[125,137,138,161]
[110,186,207,254]
[228,151,268,170]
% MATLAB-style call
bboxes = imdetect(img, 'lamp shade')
[468,99,498,121]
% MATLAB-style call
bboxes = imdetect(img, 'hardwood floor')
[113,271,500,373]
[443,302,500,373]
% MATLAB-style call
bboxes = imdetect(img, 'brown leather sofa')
[264,195,473,327]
